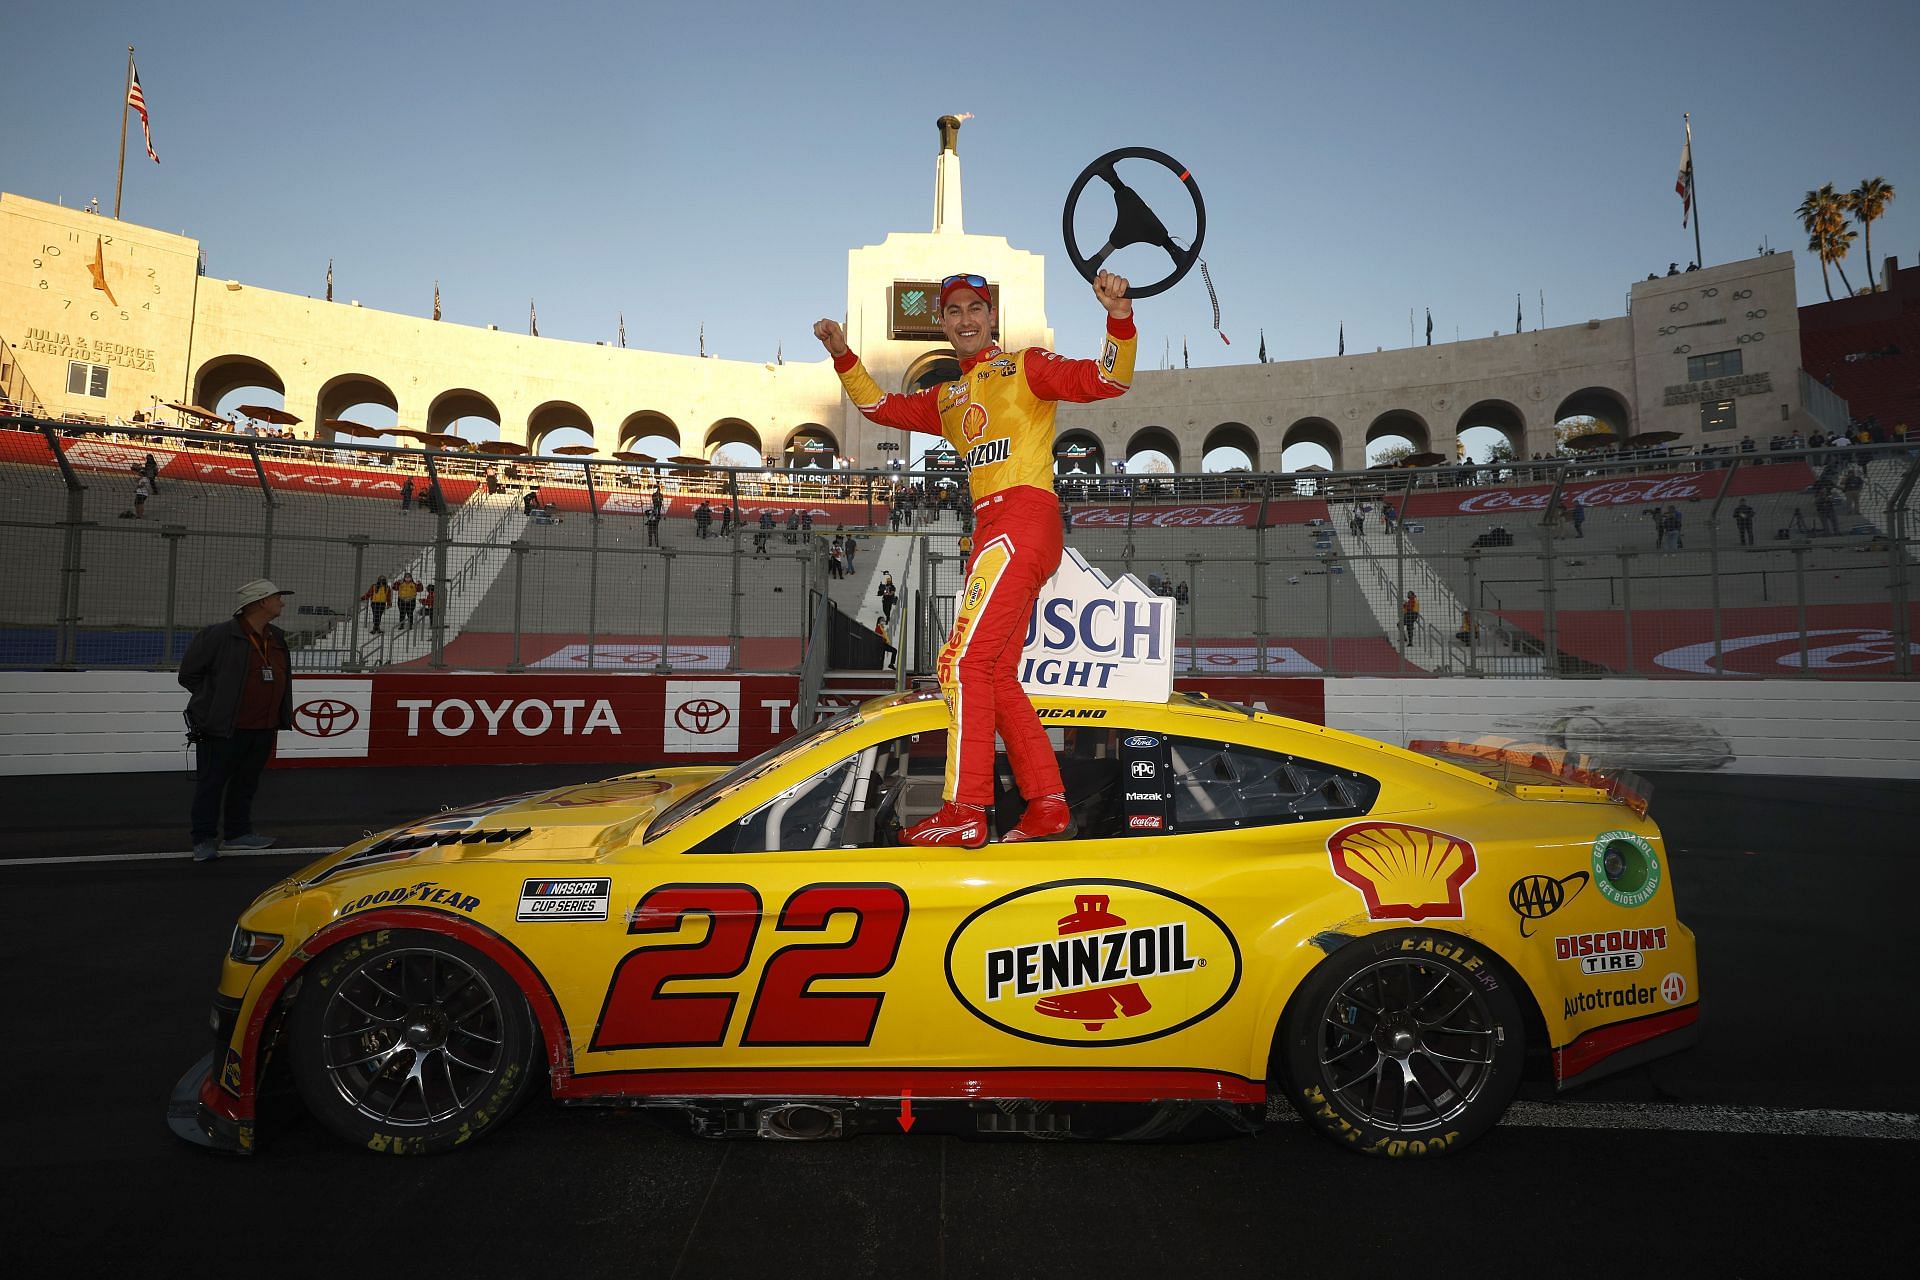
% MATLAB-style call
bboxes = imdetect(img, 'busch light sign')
[1016,550,1174,703]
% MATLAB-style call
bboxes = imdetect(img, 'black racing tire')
[289,928,541,1156]
[1281,930,1524,1158]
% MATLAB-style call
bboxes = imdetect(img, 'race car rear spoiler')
[1406,736,1652,816]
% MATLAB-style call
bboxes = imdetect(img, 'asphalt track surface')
[5,766,1916,1278]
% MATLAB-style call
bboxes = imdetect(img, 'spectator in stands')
[1570,500,1586,538]
[754,511,774,557]
[1645,505,1666,548]
[650,484,664,519]
[695,501,714,539]
[1842,467,1865,515]
[1381,502,1397,534]
[485,464,502,495]
[785,511,800,544]
[425,479,446,515]
[1667,263,1680,276]
[844,532,857,571]
[179,578,295,862]
[1665,505,1685,550]
[401,476,415,511]
[878,572,897,621]
[829,536,845,579]
[876,613,894,670]
[1739,435,1756,454]
[420,582,436,628]
[363,576,392,633]
[141,453,160,493]
[1401,591,1420,644]
[124,473,152,519]
[1176,580,1190,607]
[1455,610,1479,645]
[801,511,814,540]
[1814,487,1840,536]
[644,504,661,547]
[395,573,421,629]
[1734,499,1756,546]
[720,505,734,537]
[523,487,540,517]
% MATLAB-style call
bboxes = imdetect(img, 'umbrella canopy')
[1404,451,1447,466]
[476,440,529,456]
[667,454,709,468]
[1565,430,1618,452]
[613,451,659,463]
[549,444,598,456]
[235,404,301,425]
[1625,430,1682,447]
[165,402,230,424]
[424,433,469,449]
[382,427,432,442]
[1296,464,1329,473]
[322,419,387,439]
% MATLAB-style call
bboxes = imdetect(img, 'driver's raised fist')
[813,318,849,357]
[1094,271,1132,318]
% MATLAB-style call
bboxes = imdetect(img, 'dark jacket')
[178,617,294,736]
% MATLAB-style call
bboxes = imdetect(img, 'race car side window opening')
[648,706,865,842]
[996,727,1379,838]
[687,728,950,854]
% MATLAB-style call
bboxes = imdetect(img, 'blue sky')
[6,0,1916,450]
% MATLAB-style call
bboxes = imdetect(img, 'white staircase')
[318,489,528,669]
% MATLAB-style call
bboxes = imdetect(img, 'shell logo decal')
[960,401,989,443]
[1328,821,1478,921]
[944,879,1241,1047]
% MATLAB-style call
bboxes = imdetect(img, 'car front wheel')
[1283,930,1524,1158]
[289,928,541,1155]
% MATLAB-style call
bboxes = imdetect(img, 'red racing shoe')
[1001,795,1071,843]
[902,802,989,848]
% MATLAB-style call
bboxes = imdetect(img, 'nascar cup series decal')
[1591,830,1662,908]
[1328,822,1478,922]
[944,880,1241,1047]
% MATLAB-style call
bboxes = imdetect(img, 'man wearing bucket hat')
[177,578,295,862]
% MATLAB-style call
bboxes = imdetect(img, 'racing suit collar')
[959,344,1003,373]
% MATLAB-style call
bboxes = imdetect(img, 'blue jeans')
[191,729,277,842]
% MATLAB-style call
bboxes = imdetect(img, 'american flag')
[128,63,159,164]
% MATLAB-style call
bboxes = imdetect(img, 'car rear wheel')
[289,929,540,1155]
[1282,931,1523,1158]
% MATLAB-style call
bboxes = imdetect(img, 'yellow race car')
[170,689,1698,1159]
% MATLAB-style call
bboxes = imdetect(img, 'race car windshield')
[645,705,865,841]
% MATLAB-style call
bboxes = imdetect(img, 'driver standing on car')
[814,270,1137,847]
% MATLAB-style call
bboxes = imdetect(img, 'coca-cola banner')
[1401,462,1816,519]
[1068,497,1330,529]
[1494,603,1920,676]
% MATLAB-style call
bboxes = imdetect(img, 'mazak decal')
[1556,927,1668,975]
[517,878,612,922]
[944,881,1240,1047]
[1328,822,1478,922]
[1507,871,1589,937]
[1592,830,1662,908]
[338,880,480,917]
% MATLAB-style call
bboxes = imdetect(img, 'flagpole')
[1686,114,1703,269]
[114,46,133,219]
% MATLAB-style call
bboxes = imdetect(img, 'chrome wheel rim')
[319,947,506,1127]
[1316,956,1497,1132]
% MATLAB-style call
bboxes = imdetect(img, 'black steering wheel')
[1062,147,1207,300]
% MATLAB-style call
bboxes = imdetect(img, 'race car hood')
[285,767,727,889]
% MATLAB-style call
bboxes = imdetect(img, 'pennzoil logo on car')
[517,878,612,922]
[1328,822,1477,922]
[944,880,1240,1047]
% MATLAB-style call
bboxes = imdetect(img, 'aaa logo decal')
[944,880,1241,1047]
[1328,822,1478,922]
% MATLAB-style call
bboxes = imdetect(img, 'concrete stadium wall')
[5,670,1914,781]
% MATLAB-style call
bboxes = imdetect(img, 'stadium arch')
[316,373,400,441]
[617,411,680,458]
[1281,416,1344,472]
[1124,425,1181,473]
[193,355,286,422]
[1054,428,1106,476]
[903,349,962,391]
[1554,386,1632,438]
[1202,421,1259,472]
[1365,409,1430,464]
[1455,398,1528,461]
[427,388,503,441]
[784,423,839,468]
[705,417,762,463]
[527,400,596,454]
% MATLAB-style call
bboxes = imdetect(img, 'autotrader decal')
[944,880,1240,1048]
[1328,822,1477,922]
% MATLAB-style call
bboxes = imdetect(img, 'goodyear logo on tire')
[944,879,1240,1047]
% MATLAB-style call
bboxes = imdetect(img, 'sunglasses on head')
[942,273,988,290]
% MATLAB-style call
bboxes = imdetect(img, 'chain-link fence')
[4,417,1915,679]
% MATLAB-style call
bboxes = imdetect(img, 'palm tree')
[1845,177,1897,292]
[1797,185,1857,300]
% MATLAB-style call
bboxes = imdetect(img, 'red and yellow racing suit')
[833,315,1137,805]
